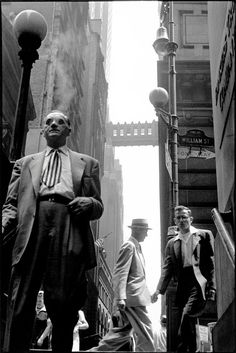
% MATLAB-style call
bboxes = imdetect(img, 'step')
[212,299,235,352]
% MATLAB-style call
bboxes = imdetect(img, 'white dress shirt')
[39,145,74,199]
[174,226,198,267]
[179,231,192,267]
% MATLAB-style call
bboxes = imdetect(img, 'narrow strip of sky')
[109,1,160,124]
[108,1,162,329]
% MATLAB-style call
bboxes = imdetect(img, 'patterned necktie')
[42,149,62,188]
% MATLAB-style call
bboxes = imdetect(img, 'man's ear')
[190,216,194,224]
[67,126,71,135]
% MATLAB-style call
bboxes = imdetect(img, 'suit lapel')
[69,150,86,196]
[138,247,146,275]
[192,232,201,259]
[29,149,86,197]
[130,238,146,275]
[29,151,45,196]
[173,238,182,265]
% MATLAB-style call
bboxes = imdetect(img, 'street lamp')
[149,0,178,222]
[10,10,47,162]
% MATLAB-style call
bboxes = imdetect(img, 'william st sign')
[178,129,214,147]
[177,129,215,160]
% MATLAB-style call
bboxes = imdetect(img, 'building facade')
[156,1,218,351]
[99,142,124,272]
[85,3,125,346]
[207,1,235,351]
[1,1,121,349]
[89,2,113,83]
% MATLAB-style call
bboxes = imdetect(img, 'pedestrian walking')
[151,205,216,353]
[72,310,89,352]
[87,218,155,352]
[154,315,167,352]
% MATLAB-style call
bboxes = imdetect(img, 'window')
[177,73,212,104]
[183,14,208,46]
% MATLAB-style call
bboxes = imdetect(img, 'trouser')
[176,267,206,353]
[87,306,155,352]
[3,200,87,353]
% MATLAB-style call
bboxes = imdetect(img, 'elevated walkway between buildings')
[106,120,158,147]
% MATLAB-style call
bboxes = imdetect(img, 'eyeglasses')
[175,215,189,220]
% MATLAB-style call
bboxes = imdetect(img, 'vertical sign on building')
[213,1,235,212]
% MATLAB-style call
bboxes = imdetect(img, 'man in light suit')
[2,110,103,353]
[88,218,155,352]
[151,205,216,353]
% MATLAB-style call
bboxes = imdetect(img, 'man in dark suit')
[2,110,103,353]
[151,205,216,353]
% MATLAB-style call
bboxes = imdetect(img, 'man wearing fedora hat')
[87,218,155,352]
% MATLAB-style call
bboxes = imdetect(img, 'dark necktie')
[42,149,62,188]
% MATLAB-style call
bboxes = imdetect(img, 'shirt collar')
[174,225,198,242]
[45,145,69,156]
[130,236,141,249]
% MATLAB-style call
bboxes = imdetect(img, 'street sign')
[178,129,214,147]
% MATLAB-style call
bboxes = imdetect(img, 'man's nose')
[51,120,58,127]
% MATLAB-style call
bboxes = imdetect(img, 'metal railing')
[211,208,235,267]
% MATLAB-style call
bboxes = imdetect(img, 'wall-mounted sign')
[215,1,235,115]
[178,129,214,147]
[211,1,235,213]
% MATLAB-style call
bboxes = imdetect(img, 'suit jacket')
[2,149,103,269]
[112,236,151,307]
[157,227,216,300]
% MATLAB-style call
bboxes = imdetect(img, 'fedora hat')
[128,218,152,230]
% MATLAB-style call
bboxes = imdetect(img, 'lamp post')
[149,0,178,223]
[150,2,180,351]
[10,10,47,162]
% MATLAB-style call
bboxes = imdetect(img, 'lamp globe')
[149,88,169,108]
[13,10,47,49]
[153,25,169,56]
